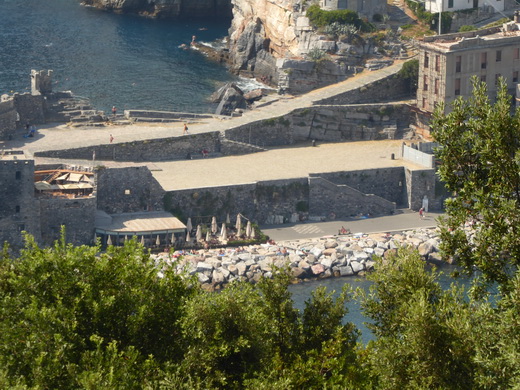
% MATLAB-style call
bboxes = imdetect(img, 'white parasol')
[196,225,202,242]
[186,231,191,242]
[211,216,218,234]
[107,235,112,246]
[156,235,161,246]
[246,220,252,238]
[236,214,242,236]
[186,217,193,232]
[140,235,145,245]
[221,224,228,242]
[206,231,210,242]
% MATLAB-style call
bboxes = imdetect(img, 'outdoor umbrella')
[196,225,202,242]
[186,231,191,242]
[140,235,145,245]
[251,228,256,239]
[107,235,112,246]
[211,216,218,234]
[246,220,252,238]
[206,231,211,242]
[156,235,161,246]
[186,218,193,232]
[220,223,226,237]
[221,224,228,242]
[171,233,175,245]
[236,214,242,236]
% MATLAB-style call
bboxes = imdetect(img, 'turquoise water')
[0,0,237,114]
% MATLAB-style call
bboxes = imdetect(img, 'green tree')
[0,232,195,388]
[398,59,419,93]
[358,249,479,389]
[431,77,520,296]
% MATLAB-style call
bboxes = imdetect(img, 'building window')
[481,52,487,69]
[15,171,21,180]
[455,56,461,73]
[480,75,487,83]
[448,0,454,8]
[514,71,519,83]
[15,205,20,213]
[435,55,440,72]
[434,78,439,95]
[495,73,501,85]
[423,75,429,91]
[515,48,520,59]
[455,78,461,96]
[424,53,429,68]
[422,98,427,110]
[496,50,502,62]
[124,189,131,195]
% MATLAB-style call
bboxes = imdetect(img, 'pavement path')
[261,209,442,242]
[3,61,406,155]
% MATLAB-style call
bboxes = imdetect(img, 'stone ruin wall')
[39,197,97,246]
[96,166,165,214]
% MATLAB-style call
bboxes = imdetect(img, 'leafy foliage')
[398,59,419,93]
[431,77,520,295]
[306,4,373,32]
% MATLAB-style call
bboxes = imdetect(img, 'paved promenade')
[4,61,406,155]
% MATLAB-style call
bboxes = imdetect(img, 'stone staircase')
[44,92,106,125]
[219,137,268,156]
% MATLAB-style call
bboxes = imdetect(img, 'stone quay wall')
[0,93,45,140]
[152,228,443,290]
[96,166,165,214]
[163,166,435,225]
[37,132,222,162]
[36,104,412,161]
[313,73,411,106]
[39,197,97,246]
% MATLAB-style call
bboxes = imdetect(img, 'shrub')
[458,25,476,32]
[306,4,373,32]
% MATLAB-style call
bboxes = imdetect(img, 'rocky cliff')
[228,0,302,80]
[82,0,232,18]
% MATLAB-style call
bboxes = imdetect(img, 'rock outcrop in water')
[82,0,232,18]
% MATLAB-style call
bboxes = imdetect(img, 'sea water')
[0,0,243,114]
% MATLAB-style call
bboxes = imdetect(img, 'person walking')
[419,207,425,219]
[183,123,189,135]
[109,134,114,144]
[112,106,117,117]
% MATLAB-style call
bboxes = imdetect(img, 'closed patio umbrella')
[196,225,202,242]
[236,214,242,236]
[211,216,218,234]
[140,235,145,245]
[156,235,161,246]
[186,218,193,232]
[206,231,210,242]
[186,231,191,242]
[107,235,112,246]
[246,220,252,238]
[221,224,228,242]
[171,233,175,245]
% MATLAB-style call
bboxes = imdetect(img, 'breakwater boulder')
[152,228,444,291]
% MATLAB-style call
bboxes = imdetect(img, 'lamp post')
[438,0,442,35]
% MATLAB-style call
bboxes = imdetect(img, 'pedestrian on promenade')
[109,134,114,144]
[419,207,425,219]
[112,106,117,116]
[183,123,189,135]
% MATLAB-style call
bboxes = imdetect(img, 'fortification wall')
[39,197,97,246]
[96,166,165,214]
[0,98,18,140]
[0,158,42,249]
[314,73,411,105]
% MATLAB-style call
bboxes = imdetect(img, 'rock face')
[214,83,247,116]
[82,0,232,18]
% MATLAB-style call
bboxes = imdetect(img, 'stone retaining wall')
[39,197,96,246]
[96,166,165,214]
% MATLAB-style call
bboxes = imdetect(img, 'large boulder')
[215,84,247,116]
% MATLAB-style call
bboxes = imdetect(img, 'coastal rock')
[215,85,247,116]
[311,263,325,275]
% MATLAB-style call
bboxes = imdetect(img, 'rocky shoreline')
[152,228,445,290]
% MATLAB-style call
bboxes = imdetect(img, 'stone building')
[417,15,520,113]
[0,151,42,249]
[319,0,386,17]
[423,0,503,13]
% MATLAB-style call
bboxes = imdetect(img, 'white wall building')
[423,0,504,13]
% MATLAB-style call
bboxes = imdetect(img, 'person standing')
[109,134,114,144]
[419,207,425,219]
[183,123,189,135]
[112,106,117,117]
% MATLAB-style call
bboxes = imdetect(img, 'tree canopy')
[431,77,520,296]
